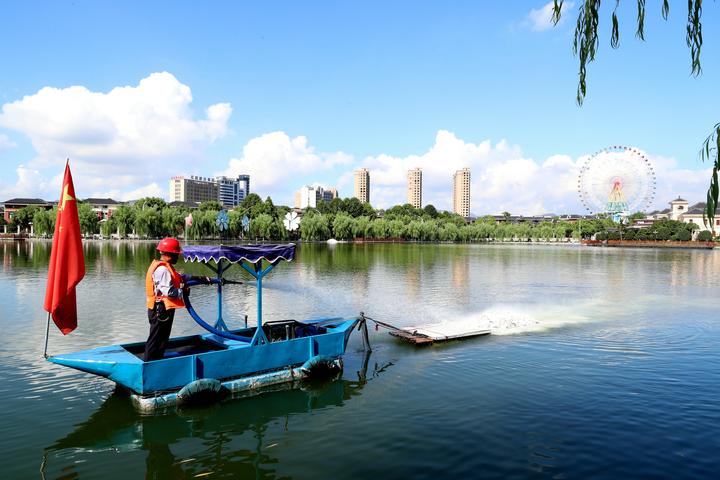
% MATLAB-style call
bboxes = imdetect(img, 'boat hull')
[48,317,359,396]
[131,359,342,412]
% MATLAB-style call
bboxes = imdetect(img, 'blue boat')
[47,244,365,411]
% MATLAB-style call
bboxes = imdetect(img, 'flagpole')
[43,312,51,358]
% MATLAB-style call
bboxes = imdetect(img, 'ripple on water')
[3,243,720,479]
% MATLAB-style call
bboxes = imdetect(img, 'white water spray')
[415,302,597,337]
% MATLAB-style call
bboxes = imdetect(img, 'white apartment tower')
[407,168,422,208]
[295,186,318,209]
[354,168,370,203]
[453,168,471,217]
[294,185,339,209]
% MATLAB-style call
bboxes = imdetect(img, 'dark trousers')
[144,303,176,362]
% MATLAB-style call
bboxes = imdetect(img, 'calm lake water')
[1,240,719,479]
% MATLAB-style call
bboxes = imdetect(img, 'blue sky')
[0,1,718,214]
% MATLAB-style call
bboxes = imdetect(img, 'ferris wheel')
[577,146,656,221]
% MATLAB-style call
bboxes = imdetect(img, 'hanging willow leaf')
[552,0,565,24]
[553,1,715,234]
[573,1,601,105]
[699,123,720,232]
[706,167,718,233]
[562,1,702,103]
[611,1,620,48]
[686,0,703,76]
[636,0,646,39]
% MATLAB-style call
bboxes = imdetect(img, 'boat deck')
[123,319,328,360]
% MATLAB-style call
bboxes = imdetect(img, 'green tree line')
[10,195,715,242]
[596,218,700,241]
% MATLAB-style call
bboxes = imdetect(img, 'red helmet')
[157,237,182,254]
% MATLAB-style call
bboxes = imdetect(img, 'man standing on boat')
[144,237,211,362]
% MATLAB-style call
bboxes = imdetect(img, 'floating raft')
[389,323,491,345]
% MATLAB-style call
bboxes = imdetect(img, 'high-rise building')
[170,176,218,205]
[295,185,338,209]
[237,175,250,202]
[322,187,338,203]
[295,186,318,209]
[354,168,370,203]
[217,175,251,208]
[407,168,422,208]
[453,168,471,217]
[171,174,250,207]
[216,176,238,208]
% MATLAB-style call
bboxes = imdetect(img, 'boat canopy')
[180,244,296,346]
[183,244,295,264]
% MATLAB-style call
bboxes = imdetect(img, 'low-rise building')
[646,208,671,220]
[83,198,120,220]
[168,200,200,209]
[645,196,719,234]
[1,198,53,223]
[490,214,590,225]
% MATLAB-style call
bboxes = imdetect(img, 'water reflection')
[451,250,469,301]
[42,351,387,479]
[4,240,720,479]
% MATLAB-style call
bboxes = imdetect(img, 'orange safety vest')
[145,260,186,310]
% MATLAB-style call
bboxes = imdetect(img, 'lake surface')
[1,240,719,479]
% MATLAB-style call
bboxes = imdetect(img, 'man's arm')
[180,273,214,285]
[153,266,184,298]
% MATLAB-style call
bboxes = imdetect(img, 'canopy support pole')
[255,262,263,344]
[214,259,229,331]
[43,312,51,358]
[240,259,281,346]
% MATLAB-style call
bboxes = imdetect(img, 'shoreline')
[5,236,716,249]
[582,239,716,250]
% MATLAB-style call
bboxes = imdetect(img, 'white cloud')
[0,73,712,215]
[91,182,166,202]
[354,130,573,214]
[0,72,231,198]
[650,154,713,208]
[0,164,50,200]
[218,131,352,203]
[526,1,574,32]
[0,133,16,151]
[343,131,712,216]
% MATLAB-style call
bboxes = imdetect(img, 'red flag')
[43,161,85,334]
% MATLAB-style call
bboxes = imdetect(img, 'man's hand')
[191,275,213,284]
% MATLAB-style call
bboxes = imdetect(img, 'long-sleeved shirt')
[152,266,188,299]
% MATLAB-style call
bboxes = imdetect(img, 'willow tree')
[552,0,718,231]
